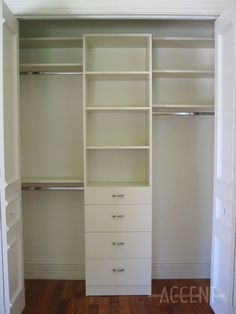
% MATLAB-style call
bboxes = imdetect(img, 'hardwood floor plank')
[23,279,214,314]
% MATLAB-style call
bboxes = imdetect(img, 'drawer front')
[85,232,151,259]
[86,259,151,286]
[85,205,151,232]
[85,187,151,205]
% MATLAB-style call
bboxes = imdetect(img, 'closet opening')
[18,17,214,298]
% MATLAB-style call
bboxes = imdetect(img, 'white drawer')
[85,204,152,232]
[85,187,151,205]
[85,232,151,259]
[86,259,151,286]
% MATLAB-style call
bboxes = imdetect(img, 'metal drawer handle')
[112,214,125,218]
[112,242,125,246]
[112,194,125,198]
[112,268,125,272]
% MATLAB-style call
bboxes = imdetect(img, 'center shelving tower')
[83,34,152,295]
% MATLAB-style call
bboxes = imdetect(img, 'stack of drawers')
[85,186,152,295]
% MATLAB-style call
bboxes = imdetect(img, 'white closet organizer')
[17,19,215,299]
[83,35,152,295]
[152,37,214,114]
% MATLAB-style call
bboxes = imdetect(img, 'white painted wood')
[153,37,214,48]
[152,70,214,78]
[0,1,25,313]
[85,232,151,259]
[86,284,151,296]
[20,63,83,72]
[85,205,152,232]
[211,4,236,314]
[85,187,151,204]
[86,259,151,286]
[4,0,230,17]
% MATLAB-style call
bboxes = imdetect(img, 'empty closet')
[1,1,236,313]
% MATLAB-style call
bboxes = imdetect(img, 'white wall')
[5,0,231,16]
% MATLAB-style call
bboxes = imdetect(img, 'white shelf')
[86,107,150,111]
[20,37,83,49]
[87,181,150,187]
[85,34,150,47]
[86,146,149,150]
[152,70,214,78]
[152,104,214,112]
[21,177,84,184]
[152,37,214,48]
[85,71,149,80]
[20,63,83,72]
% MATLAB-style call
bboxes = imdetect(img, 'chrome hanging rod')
[20,72,83,76]
[152,111,214,116]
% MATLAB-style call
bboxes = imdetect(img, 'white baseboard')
[24,261,85,280]
[24,259,211,280]
[152,259,211,279]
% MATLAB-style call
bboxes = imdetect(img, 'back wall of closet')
[19,19,214,279]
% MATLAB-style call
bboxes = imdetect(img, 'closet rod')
[20,72,83,76]
[22,186,84,191]
[152,111,214,116]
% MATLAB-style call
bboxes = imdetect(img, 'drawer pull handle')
[112,214,125,218]
[113,268,125,272]
[112,194,125,198]
[112,242,125,246]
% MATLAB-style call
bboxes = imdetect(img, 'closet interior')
[19,19,214,295]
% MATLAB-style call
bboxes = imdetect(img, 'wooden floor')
[23,279,214,314]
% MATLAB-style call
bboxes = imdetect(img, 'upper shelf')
[152,37,214,48]
[20,63,83,73]
[152,70,214,78]
[20,37,83,49]
[85,71,150,80]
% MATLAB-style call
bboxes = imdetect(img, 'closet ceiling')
[5,0,231,17]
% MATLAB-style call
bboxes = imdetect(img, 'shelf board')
[86,146,149,150]
[20,37,83,49]
[85,34,150,48]
[152,70,214,78]
[20,63,83,73]
[152,104,215,112]
[87,181,150,187]
[86,107,150,112]
[21,177,84,185]
[85,71,149,80]
[152,37,214,48]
